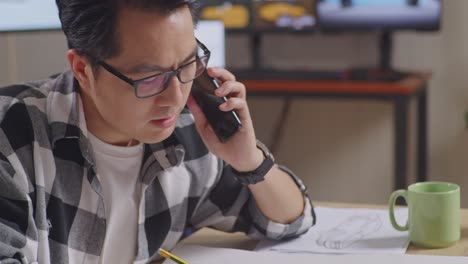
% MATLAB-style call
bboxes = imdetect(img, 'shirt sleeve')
[0,154,34,264]
[189,157,316,240]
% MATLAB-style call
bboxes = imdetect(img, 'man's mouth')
[150,115,177,128]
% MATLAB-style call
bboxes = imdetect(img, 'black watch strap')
[230,140,275,185]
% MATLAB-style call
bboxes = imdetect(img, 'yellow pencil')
[158,248,188,264]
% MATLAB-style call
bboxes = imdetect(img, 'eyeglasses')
[96,39,210,98]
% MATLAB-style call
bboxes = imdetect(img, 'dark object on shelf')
[341,0,352,8]
[408,0,419,7]
[233,68,345,81]
[344,68,409,82]
[233,68,408,82]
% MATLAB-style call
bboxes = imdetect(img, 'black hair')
[56,0,200,69]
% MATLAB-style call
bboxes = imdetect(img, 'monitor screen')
[252,0,316,31]
[0,0,61,32]
[199,0,317,31]
[195,21,226,68]
[0,0,440,33]
[317,0,441,31]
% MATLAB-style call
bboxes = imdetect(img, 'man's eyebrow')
[127,45,198,75]
[181,46,199,65]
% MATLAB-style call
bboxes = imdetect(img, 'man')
[0,0,315,263]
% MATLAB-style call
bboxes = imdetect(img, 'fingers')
[215,80,246,99]
[207,67,236,82]
[220,97,246,111]
[204,67,251,123]
[219,97,250,123]
[207,67,246,99]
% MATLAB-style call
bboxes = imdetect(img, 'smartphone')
[191,70,242,142]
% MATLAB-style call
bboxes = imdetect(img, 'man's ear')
[67,49,95,93]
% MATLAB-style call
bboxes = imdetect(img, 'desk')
[181,202,468,256]
[235,71,431,191]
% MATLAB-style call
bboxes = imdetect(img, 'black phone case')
[191,71,242,142]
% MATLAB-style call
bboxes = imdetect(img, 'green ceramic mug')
[389,181,460,248]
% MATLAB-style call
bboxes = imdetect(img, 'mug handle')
[389,190,409,231]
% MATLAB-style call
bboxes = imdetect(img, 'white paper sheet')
[256,207,409,254]
[165,245,467,264]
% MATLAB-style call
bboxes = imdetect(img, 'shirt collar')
[47,70,185,174]
[48,70,88,145]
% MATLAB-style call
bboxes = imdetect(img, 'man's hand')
[187,67,305,224]
[186,67,263,172]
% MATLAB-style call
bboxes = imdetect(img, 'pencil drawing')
[316,213,382,249]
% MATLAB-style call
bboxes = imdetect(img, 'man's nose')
[156,73,185,107]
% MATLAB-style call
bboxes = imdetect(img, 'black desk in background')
[233,69,431,191]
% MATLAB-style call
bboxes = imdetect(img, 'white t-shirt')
[88,133,144,264]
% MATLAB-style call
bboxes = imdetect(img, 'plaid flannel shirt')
[0,71,315,264]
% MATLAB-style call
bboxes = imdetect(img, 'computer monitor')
[199,0,317,32]
[0,0,61,32]
[317,0,441,31]
[3,0,440,33]
[195,21,226,68]
[0,0,225,66]
[316,0,441,73]
[251,0,316,31]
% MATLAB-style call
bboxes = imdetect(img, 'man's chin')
[139,125,177,144]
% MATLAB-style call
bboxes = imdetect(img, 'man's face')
[86,6,197,145]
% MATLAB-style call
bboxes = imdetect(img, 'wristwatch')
[230,140,275,185]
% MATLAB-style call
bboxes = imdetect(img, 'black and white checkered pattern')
[0,71,315,264]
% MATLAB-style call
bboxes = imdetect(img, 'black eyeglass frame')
[96,38,211,98]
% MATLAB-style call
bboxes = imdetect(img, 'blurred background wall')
[0,0,466,206]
